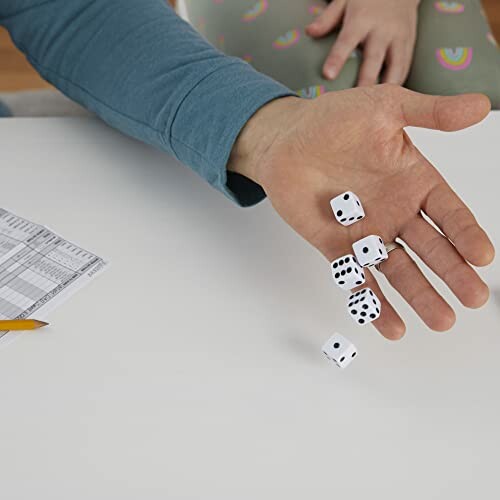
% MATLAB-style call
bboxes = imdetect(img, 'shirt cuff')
[169,57,297,206]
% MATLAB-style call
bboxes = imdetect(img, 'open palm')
[238,84,494,339]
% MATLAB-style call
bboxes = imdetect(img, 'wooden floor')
[0,0,499,92]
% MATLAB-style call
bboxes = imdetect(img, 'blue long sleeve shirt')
[0,0,296,206]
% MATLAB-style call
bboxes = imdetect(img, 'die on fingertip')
[347,288,381,325]
[352,234,388,267]
[331,254,365,290]
[322,333,358,369]
[330,191,365,226]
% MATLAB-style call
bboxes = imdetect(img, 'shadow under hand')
[279,329,323,366]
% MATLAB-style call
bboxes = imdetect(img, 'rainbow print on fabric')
[242,54,254,62]
[272,29,301,50]
[436,47,473,70]
[297,85,326,98]
[434,1,464,13]
[487,32,498,47]
[242,0,269,22]
[308,5,324,15]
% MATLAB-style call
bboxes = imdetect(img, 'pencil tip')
[35,320,49,327]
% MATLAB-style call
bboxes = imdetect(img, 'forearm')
[0,0,296,205]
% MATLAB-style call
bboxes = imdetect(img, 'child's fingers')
[306,0,346,38]
[382,42,412,85]
[322,25,363,80]
[357,36,389,86]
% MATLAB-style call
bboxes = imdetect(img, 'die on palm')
[352,235,388,267]
[330,191,365,226]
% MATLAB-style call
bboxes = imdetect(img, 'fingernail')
[325,67,337,80]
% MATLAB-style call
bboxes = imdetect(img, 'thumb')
[399,89,491,131]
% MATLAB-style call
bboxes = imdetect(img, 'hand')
[228,85,495,340]
[306,0,419,86]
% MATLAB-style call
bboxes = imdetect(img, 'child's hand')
[306,0,420,86]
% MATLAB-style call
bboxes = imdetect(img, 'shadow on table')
[113,139,333,304]
[101,133,342,356]
[280,329,321,366]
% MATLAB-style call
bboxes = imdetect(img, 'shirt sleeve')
[0,0,297,206]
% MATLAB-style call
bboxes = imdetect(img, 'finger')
[382,41,411,85]
[353,269,406,341]
[394,88,491,130]
[357,36,388,86]
[400,215,490,308]
[306,0,346,38]
[376,244,456,331]
[423,178,495,267]
[323,26,363,80]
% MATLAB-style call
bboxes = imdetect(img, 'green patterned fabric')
[406,1,500,107]
[183,0,500,107]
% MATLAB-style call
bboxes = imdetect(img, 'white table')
[0,115,498,500]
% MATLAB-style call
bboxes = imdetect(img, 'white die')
[352,234,388,267]
[330,191,365,226]
[322,333,358,369]
[347,288,381,325]
[331,254,366,290]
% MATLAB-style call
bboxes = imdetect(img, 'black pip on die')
[352,235,388,267]
[330,191,365,226]
[331,254,366,290]
[322,333,358,369]
[347,288,381,325]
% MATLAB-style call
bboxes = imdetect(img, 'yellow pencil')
[0,319,48,331]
